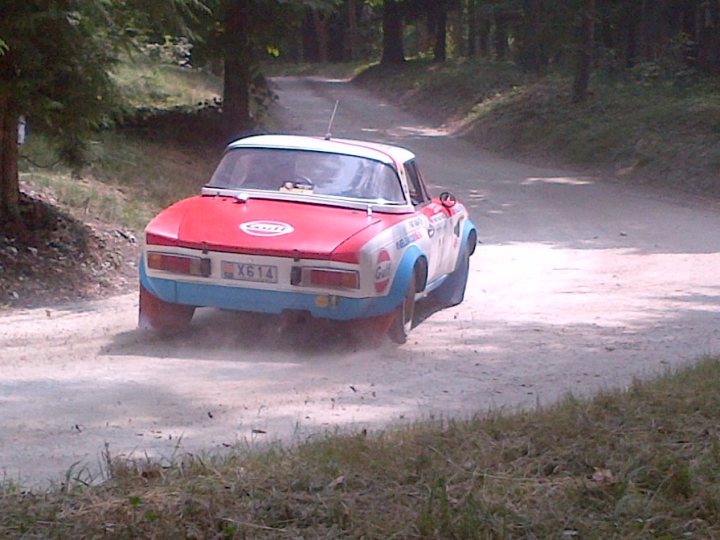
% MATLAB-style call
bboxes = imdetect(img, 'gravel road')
[2,76,720,488]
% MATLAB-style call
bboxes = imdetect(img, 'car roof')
[226,134,416,166]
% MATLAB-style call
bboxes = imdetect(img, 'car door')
[406,161,465,280]
[404,161,452,283]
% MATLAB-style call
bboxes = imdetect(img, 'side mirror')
[439,191,457,208]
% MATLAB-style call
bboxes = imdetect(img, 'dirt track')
[2,77,720,488]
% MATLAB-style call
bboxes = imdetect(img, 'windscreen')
[207,148,406,204]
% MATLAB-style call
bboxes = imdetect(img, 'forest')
[1,0,719,225]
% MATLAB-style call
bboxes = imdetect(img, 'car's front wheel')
[388,272,416,344]
[139,284,195,334]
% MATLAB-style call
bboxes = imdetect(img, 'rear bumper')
[139,263,407,321]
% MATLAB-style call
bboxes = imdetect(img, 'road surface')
[2,76,720,488]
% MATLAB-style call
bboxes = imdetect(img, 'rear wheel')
[388,272,416,344]
[351,313,395,346]
[139,284,195,334]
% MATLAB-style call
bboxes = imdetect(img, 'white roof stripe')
[227,135,416,166]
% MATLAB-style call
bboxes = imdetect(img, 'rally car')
[139,134,477,343]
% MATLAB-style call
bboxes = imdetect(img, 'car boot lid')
[145,195,394,261]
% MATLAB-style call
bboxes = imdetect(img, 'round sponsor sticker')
[239,221,294,237]
[374,249,392,293]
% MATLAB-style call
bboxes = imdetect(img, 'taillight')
[291,266,359,290]
[309,269,359,289]
[147,252,211,277]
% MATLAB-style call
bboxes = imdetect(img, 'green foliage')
[0,2,119,166]
[107,0,209,40]
[17,53,221,231]
[0,0,205,171]
[112,54,221,110]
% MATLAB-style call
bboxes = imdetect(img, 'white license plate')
[222,261,278,283]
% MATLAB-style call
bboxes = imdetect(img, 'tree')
[346,0,360,60]
[0,0,204,224]
[696,0,720,73]
[517,0,546,73]
[381,0,406,63]
[572,0,595,102]
[494,8,510,60]
[196,0,341,136]
[433,6,448,61]
[468,0,480,56]
[221,0,254,133]
[0,2,116,222]
[431,0,460,61]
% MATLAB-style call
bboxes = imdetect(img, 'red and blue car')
[139,134,477,343]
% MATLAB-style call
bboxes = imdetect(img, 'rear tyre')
[139,284,195,334]
[388,272,416,344]
[352,313,395,346]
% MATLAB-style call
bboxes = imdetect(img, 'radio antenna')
[324,100,339,140]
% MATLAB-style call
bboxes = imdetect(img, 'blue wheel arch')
[387,245,425,301]
[462,220,478,258]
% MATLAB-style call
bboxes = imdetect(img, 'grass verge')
[354,59,720,195]
[2,358,719,538]
[112,55,222,111]
[20,132,217,232]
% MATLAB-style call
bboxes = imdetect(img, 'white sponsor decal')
[240,221,294,237]
[430,213,446,225]
[374,249,392,293]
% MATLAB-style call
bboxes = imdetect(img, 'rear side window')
[404,161,429,206]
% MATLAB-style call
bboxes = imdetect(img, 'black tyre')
[388,272,416,344]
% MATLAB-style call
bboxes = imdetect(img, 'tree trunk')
[381,0,405,64]
[697,0,720,73]
[625,5,640,67]
[450,9,464,58]
[639,0,661,61]
[301,11,319,62]
[494,13,508,60]
[313,10,330,63]
[434,9,447,62]
[347,0,359,61]
[479,15,490,56]
[573,0,595,103]
[0,95,20,221]
[222,0,253,137]
[521,0,545,74]
[468,0,478,57]
[417,14,431,54]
